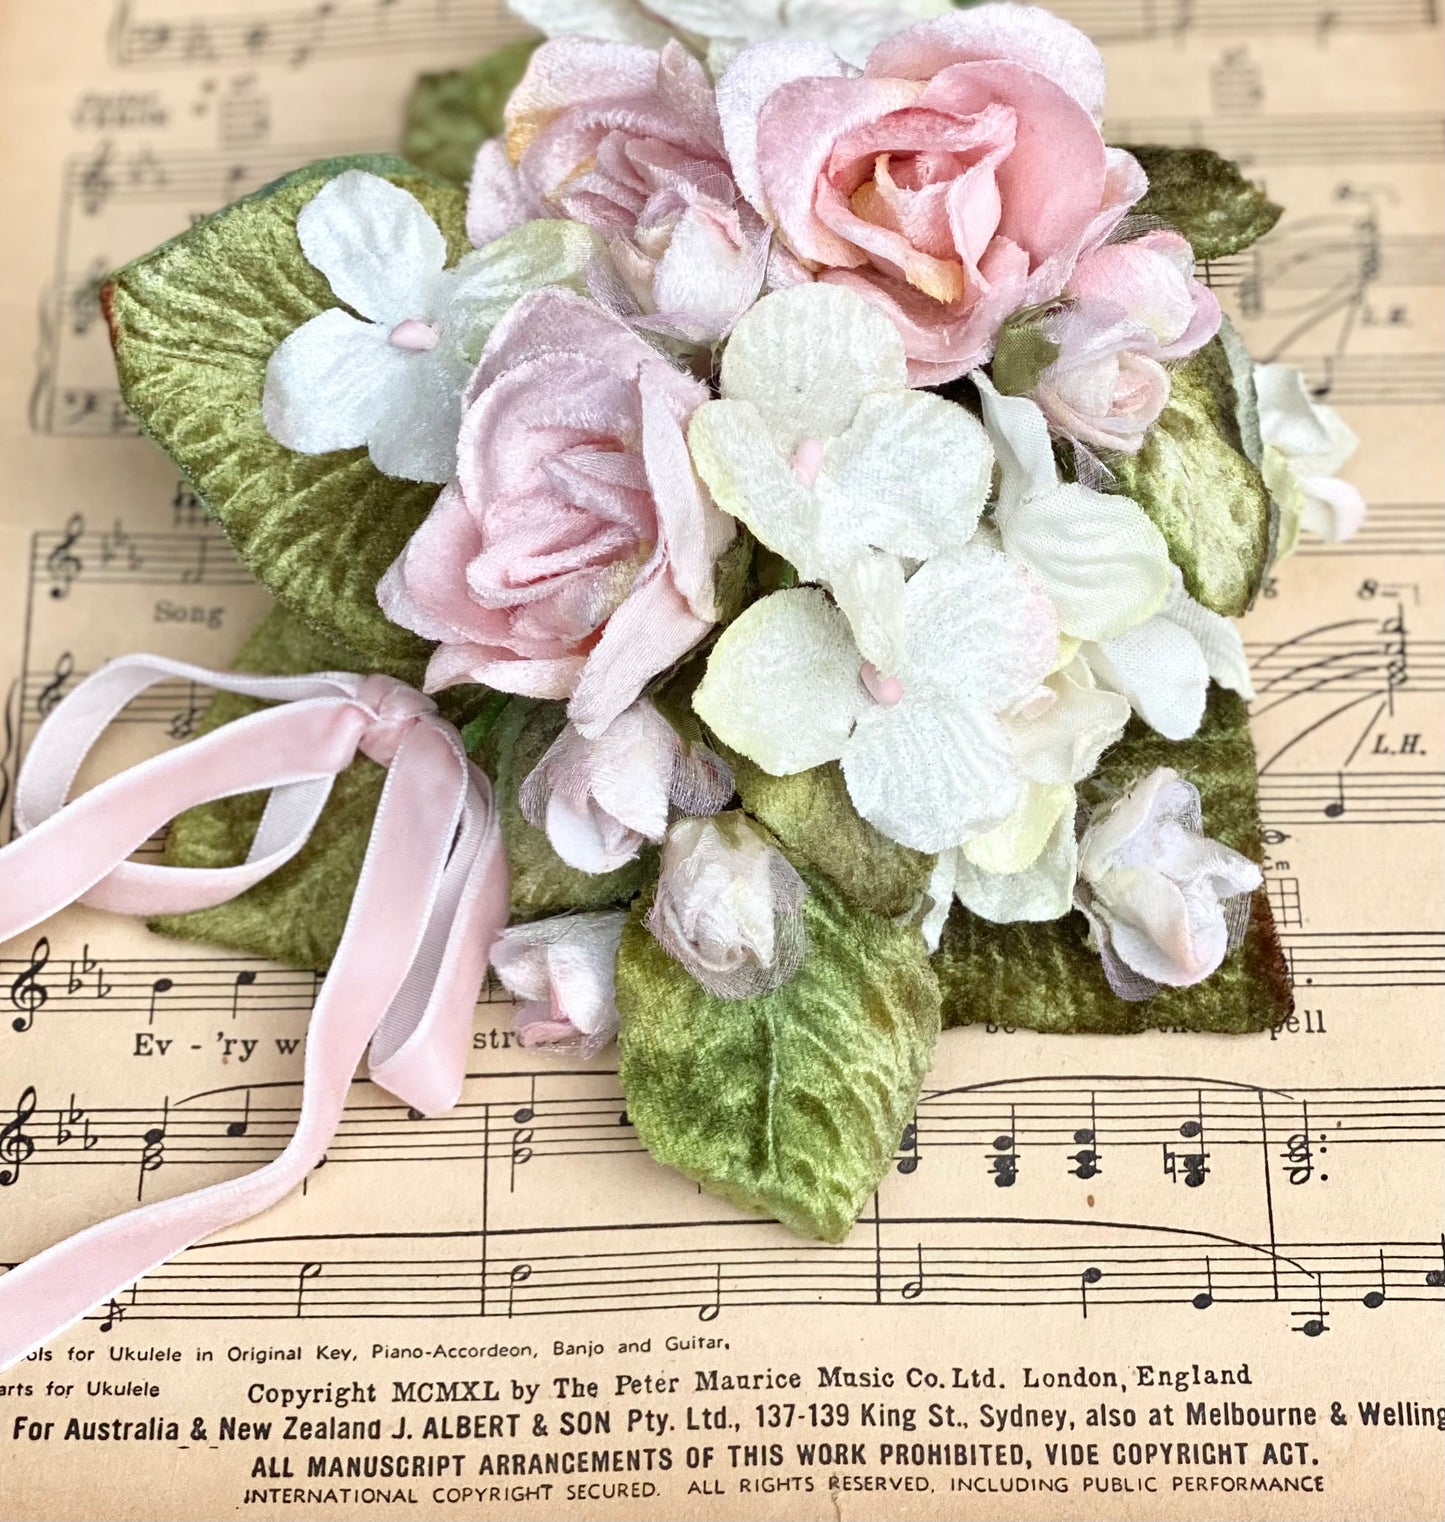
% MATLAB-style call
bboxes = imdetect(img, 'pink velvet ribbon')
[0,655,509,1369]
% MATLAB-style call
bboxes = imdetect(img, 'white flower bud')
[647,813,808,1000]
[520,700,733,875]
[1075,767,1261,998]
[490,910,628,1057]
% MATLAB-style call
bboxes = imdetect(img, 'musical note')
[1295,1275,1329,1337]
[1079,1266,1103,1320]
[1424,1235,1445,1289]
[1363,1250,1388,1309]
[1323,773,1347,817]
[147,976,174,1026]
[1193,1257,1215,1310]
[229,968,257,1021]
[0,1087,38,1186]
[1163,1094,1209,1187]
[295,1261,322,1317]
[698,1263,722,1322]
[1283,1100,1316,1184]
[226,1090,251,1139]
[98,1297,126,1333]
[901,1244,926,1301]
[35,652,74,717]
[9,938,50,1033]
[897,1119,920,1175]
[45,514,84,598]
[507,1263,532,1318]
[1069,1093,1101,1181]
[989,1110,1019,1188]
[136,1099,168,1200]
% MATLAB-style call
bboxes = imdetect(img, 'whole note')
[0,1087,38,1186]
[9,938,50,1032]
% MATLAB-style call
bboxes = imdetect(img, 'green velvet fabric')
[1122,145,1283,261]
[151,607,389,969]
[403,39,539,184]
[616,871,941,1242]
[105,156,469,683]
[727,752,934,919]
[483,698,648,918]
[933,688,1292,1035]
[1109,337,1274,617]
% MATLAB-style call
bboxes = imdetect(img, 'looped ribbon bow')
[0,655,509,1370]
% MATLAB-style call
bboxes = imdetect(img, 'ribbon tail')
[0,725,491,1370]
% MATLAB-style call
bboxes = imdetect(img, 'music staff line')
[1257,769,1445,826]
[59,1222,1445,1332]
[32,518,244,597]
[4,1072,1444,1193]
[1295,500,1444,558]
[105,0,1443,74]
[1105,111,1445,165]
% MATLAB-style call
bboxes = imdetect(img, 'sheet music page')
[0,0,1440,1516]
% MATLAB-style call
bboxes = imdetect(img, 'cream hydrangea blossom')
[508,0,949,70]
[694,547,1059,853]
[1255,362,1367,555]
[973,373,1173,642]
[690,284,995,672]
[920,653,1131,941]
[263,170,596,483]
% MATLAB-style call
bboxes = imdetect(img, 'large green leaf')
[105,155,469,683]
[617,871,941,1242]
[1109,337,1274,616]
[1121,145,1282,260]
[727,752,933,918]
[934,688,1292,1035]
[485,698,647,918]
[403,39,539,183]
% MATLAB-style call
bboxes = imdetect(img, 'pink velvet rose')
[378,287,735,737]
[1031,230,1222,453]
[494,37,769,341]
[718,4,1146,382]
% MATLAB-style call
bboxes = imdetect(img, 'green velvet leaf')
[1122,145,1283,260]
[104,155,471,684]
[403,39,539,183]
[727,752,934,919]
[934,688,1292,1035]
[617,871,941,1242]
[990,309,1061,397]
[151,606,389,969]
[486,698,646,917]
[1108,337,1273,616]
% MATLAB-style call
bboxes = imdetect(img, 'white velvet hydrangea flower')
[920,652,1131,941]
[689,284,995,673]
[694,545,1059,853]
[1255,362,1367,554]
[263,169,596,484]
[973,373,1173,643]
[508,0,949,69]
[971,372,1252,741]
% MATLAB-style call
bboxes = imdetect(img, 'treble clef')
[0,1087,38,1186]
[9,938,50,1033]
[35,653,74,718]
[46,514,85,599]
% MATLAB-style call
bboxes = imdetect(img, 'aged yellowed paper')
[0,0,1441,1517]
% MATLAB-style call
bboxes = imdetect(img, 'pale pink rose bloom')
[1031,230,1221,453]
[498,37,768,340]
[721,5,1146,383]
[378,288,735,737]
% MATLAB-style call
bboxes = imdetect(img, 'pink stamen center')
[860,661,903,706]
[791,436,825,488]
[388,318,440,352]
